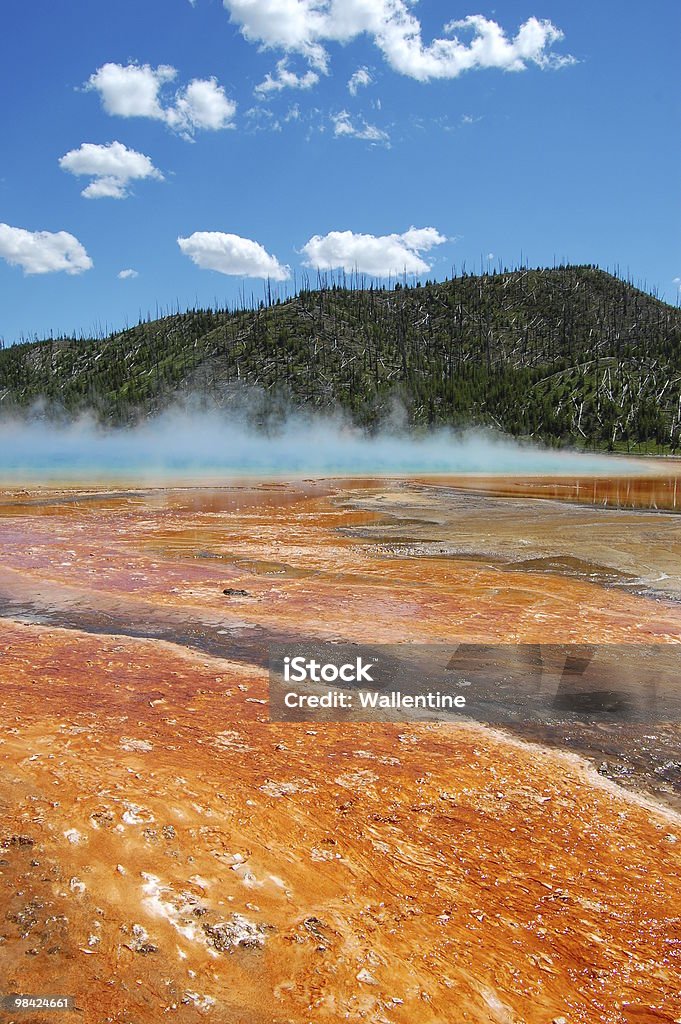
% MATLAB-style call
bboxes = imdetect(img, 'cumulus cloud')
[331,110,388,143]
[166,77,237,132]
[348,66,372,95]
[255,58,320,95]
[221,1,573,82]
[59,141,163,199]
[118,268,139,279]
[301,226,446,276]
[0,223,92,275]
[86,62,174,119]
[222,0,330,69]
[86,63,236,137]
[177,231,290,280]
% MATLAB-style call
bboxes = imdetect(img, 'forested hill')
[2,265,680,451]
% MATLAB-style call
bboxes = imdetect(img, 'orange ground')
[0,477,679,1023]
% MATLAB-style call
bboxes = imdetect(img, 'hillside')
[1,265,680,451]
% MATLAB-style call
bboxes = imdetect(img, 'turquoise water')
[0,412,647,481]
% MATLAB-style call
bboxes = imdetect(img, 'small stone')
[2,835,34,848]
[203,914,267,951]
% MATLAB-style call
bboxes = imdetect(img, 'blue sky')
[1,0,678,344]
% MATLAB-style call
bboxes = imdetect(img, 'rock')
[222,588,249,596]
[303,917,326,939]
[90,810,115,829]
[126,923,158,955]
[182,992,215,1011]
[203,914,267,951]
[136,943,159,955]
[10,899,44,936]
[356,968,379,986]
[119,738,153,753]
[1,835,34,848]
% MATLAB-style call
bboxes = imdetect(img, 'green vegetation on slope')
[1,265,680,451]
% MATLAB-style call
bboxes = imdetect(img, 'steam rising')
[0,409,643,482]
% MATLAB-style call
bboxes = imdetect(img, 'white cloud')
[221,2,573,82]
[382,13,573,81]
[59,141,163,199]
[301,226,447,276]
[118,268,139,279]
[86,63,236,137]
[245,106,282,131]
[87,62,174,119]
[331,110,388,143]
[222,0,330,69]
[166,78,237,133]
[177,231,290,280]
[398,226,446,252]
[348,66,372,95]
[0,223,92,275]
[255,58,319,95]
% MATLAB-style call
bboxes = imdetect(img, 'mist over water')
[0,408,644,482]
